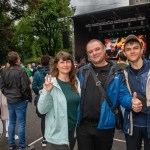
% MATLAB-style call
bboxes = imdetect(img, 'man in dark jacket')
[77,39,143,150]
[32,55,50,147]
[0,51,34,150]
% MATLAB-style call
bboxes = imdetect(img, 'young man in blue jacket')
[77,39,142,150]
[123,35,150,150]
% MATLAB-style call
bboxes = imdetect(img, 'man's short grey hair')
[86,39,105,50]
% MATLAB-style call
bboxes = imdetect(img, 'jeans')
[125,126,150,150]
[77,121,115,150]
[8,101,28,148]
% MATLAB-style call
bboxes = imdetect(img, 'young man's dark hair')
[41,55,50,66]
[7,51,20,66]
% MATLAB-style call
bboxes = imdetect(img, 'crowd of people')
[0,34,150,150]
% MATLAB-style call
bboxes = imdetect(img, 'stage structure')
[70,0,150,62]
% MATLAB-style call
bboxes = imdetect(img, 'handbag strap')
[89,65,116,114]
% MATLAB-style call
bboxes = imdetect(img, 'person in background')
[117,51,128,70]
[0,63,18,140]
[26,64,33,84]
[32,55,51,147]
[123,35,150,150]
[37,51,80,150]
[20,63,26,71]
[0,51,34,150]
[31,63,37,76]
[77,39,142,150]
[78,56,87,69]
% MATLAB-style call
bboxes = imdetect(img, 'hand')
[43,74,53,92]
[132,92,142,112]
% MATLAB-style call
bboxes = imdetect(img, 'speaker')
[62,31,70,49]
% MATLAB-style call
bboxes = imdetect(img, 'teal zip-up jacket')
[37,77,81,145]
[32,66,50,95]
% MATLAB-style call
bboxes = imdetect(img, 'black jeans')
[125,126,150,150]
[76,122,115,150]
[69,130,76,150]
[36,107,46,139]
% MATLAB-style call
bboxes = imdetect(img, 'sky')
[70,0,129,15]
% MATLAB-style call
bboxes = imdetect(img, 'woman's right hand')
[43,74,53,92]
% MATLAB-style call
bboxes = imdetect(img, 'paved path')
[0,96,144,150]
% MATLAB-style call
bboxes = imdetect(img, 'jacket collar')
[51,77,62,90]
[126,58,149,74]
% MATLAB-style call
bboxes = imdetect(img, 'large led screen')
[104,35,147,59]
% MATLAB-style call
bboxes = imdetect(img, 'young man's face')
[86,41,106,65]
[124,42,143,63]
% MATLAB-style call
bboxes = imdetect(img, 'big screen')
[104,35,147,59]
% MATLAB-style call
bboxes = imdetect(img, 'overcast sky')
[70,0,129,15]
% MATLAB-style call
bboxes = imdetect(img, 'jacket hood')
[38,66,50,76]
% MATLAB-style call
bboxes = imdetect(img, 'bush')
[23,57,41,65]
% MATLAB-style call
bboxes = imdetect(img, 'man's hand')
[132,92,142,112]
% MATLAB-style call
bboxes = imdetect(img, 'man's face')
[124,42,143,63]
[86,41,105,65]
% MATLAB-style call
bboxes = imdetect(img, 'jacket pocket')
[98,102,115,129]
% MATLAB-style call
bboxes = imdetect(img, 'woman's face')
[57,59,72,75]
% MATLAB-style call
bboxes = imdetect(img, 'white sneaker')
[41,139,47,147]
[6,132,19,140]
[15,134,19,140]
[6,131,8,137]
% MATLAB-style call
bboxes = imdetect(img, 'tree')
[32,0,72,56]
[0,0,14,64]
[0,0,39,64]
[0,0,72,64]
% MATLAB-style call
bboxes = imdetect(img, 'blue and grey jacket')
[124,58,150,138]
[77,62,132,129]
[32,66,50,95]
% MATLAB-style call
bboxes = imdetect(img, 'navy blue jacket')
[124,58,150,138]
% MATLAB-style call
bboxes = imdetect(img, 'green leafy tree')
[0,0,39,64]
[32,0,72,56]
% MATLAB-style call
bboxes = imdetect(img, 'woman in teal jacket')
[37,51,81,150]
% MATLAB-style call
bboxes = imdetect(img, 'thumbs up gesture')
[132,92,142,112]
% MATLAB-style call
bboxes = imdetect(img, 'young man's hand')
[132,92,143,112]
